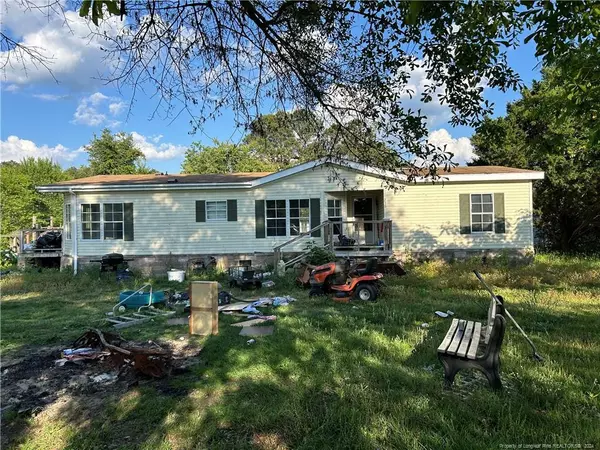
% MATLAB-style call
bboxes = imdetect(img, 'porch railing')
[326,219,393,252]
[273,221,331,272]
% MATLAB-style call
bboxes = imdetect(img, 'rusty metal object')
[72,329,172,378]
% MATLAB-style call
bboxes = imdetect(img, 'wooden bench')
[437,295,506,390]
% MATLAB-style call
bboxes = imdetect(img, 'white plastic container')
[167,269,185,282]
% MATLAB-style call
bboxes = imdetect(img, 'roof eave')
[36,181,255,193]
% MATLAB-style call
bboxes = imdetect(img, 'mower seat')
[354,258,378,276]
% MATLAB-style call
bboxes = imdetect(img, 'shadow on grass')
[6,265,600,449]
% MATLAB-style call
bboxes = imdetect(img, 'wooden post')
[274,248,281,274]
[50,216,54,227]
[189,281,219,336]
[32,216,37,228]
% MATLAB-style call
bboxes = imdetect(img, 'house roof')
[50,172,273,186]
[37,159,544,193]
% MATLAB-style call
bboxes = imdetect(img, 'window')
[81,204,101,240]
[206,201,227,221]
[327,199,343,235]
[471,194,494,232]
[64,204,72,240]
[103,203,124,240]
[289,199,310,235]
[266,200,287,237]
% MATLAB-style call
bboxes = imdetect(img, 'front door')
[353,197,374,244]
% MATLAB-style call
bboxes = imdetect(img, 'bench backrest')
[485,294,505,344]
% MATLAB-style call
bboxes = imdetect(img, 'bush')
[1,249,17,268]
[303,241,336,266]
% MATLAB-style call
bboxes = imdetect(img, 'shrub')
[303,241,336,266]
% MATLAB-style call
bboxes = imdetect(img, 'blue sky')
[0,3,542,174]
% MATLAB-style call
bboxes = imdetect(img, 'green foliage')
[181,140,277,174]
[471,54,600,253]
[243,110,323,169]
[303,241,336,266]
[85,129,145,175]
[0,158,66,234]
[0,249,17,268]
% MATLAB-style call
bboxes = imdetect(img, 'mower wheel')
[355,283,377,302]
[309,288,323,297]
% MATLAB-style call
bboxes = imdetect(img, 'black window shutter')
[459,194,471,234]
[123,203,134,241]
[196,200,206,222]
[227,199,237,222]
[494,193,506,233]
[255,200,265,238]
[310,198,321,237]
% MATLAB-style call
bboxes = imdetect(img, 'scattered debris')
[241,305,262,315]
[262,280,275,288]
[239,326,274,337]
[230,316,277,327]
[246,339,256,345]
[420,323,429,328]
[219,302,254,312]
[73,329,173,378]
[91,373,118,384]
[423,364,436,373]
[167,317,189,326]
[272,296,295,307]
[435,311,449,318]
[447,310,455,316]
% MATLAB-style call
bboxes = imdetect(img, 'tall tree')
[5,1,595,181]
[85,129,145,175]
[471,61,600,253]
[182,141,277,174]
[0,158,66,234]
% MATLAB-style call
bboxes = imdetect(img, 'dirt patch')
[0,333,203,448]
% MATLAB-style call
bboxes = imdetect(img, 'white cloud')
[72,92,124,127]
[108,101,126,116]
[0,2,125,90]
[428,129,476,164]
[32,93,68,101]
[4,84,20,92]
[0,135,82,164]
[130,132,186,161]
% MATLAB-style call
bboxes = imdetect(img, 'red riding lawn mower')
[309,258,384,302]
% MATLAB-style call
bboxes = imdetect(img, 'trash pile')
[219,296,296,340]
[61,329,174,378]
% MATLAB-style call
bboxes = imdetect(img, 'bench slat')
[467,322,482,359]
[437,319,459,353]
[456,321,475,358]
[447,320,466,355]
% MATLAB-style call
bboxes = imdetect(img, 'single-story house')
[37,159,544,274]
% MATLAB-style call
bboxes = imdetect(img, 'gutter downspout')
[69,189,78,275]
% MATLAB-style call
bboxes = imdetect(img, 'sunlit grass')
[1,254,600,449]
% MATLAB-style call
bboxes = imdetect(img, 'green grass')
[2,255,600,449]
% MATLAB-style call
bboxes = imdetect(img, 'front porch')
[323,219,393,258]
[324,188,391,257]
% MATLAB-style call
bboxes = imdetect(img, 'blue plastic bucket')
[118,290,165,308]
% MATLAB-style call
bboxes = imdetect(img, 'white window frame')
[64,204,72,240]
[206,200,228,221]
[289,199,311,236]
[327,198,343,235]
[81,203,102,240]
[103,203,124,240]
[470,194,495,233]
[265,199,288,237]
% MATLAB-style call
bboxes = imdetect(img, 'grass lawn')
[1,254,600,449]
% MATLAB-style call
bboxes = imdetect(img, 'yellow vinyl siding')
[387,180,533,251]
[69,165,534,256]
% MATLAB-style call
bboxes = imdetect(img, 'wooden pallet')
[106,309,176,329]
